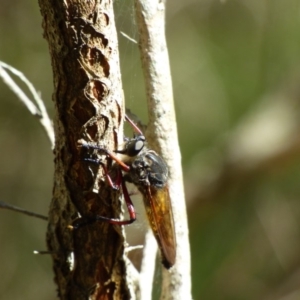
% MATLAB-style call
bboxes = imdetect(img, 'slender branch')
[0,62,55,148]
[139,229,157,300]
[33,250,54,255]
[0,201,48,221]
[120,31,138,44]
[134,0,191,299]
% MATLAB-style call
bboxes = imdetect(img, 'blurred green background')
[1,0,300,299]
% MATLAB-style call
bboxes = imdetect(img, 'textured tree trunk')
[38,0,132,299]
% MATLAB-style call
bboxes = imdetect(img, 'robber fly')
[79,115,176,269]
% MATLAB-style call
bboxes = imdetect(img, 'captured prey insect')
[79,115,176,269]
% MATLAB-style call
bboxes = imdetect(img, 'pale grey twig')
[134,0,191,299]
[0,61,54,148]
[120,31,138,44]
[139,229,157,300]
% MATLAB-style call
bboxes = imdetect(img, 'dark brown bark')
[38,0,130,299]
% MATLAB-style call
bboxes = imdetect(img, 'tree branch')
[38,0,134,298]
[0,200,48,221]
[0,61,54,148]
[134,0,191,299]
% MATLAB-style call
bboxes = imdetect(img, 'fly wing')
[143,185,176,269]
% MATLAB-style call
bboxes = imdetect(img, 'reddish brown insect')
[79,115,176,269]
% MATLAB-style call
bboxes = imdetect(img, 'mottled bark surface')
[38,0,131,299]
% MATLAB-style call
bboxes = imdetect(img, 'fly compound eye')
[134,136,145,152]
[135,140,143,151]
[115,134,146,157]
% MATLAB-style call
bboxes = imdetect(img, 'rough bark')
[38,0,132,299]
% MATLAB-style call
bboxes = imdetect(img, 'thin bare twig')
[120,31,138,44]
[139,229,157,300]
[33,250,53,254]
[0,61,54,148]
[134,0,191,299]
[0,201,48,221]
